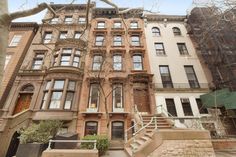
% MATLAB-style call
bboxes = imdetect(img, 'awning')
[200,88,236,109]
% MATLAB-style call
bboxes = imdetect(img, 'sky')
[8,0,194,23]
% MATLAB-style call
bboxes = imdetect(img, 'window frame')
[9,35,22,47]
[78,17,86,24]
[152,27,161,36]
[173,27,181,36]
[43,32,52,44]
[184,66,200,88]
[95,35,105,46]
[97,21,105,29]
[133,54,143,70]
[113,21,122,28]
[130,21,138,29]
[31,52,45,70]
[181,98,193,116]
[85,121,98,136]
[154,43,166,55]
[113,54,122,71]
[177,43,189,55]
[88,84,100,110]
[113,35,122,46]
[112,84,123,112]
[131,35,140,46]
[59,31,68,39]
[165,99,177,117]
[64,16,73,24]
[159,65,173,88]
[92,55,103,71]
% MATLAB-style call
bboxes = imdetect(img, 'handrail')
[134,104,143,125]
[47,139,97,150]
[134,117,156,136]
[125,122,139,142]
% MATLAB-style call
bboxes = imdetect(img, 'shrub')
[81,135,109,155]
[19,120,63,144]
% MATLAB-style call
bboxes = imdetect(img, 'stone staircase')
[124,114,173,157]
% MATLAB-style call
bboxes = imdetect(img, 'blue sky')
[8,0,194,23]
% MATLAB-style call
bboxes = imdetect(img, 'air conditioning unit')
[181,98,190,103]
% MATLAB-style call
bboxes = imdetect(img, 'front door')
[133,83,150,113]
[112,121,124,140]
[13,93,32,115]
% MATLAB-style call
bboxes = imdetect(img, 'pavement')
[215,149,236,157]
[101,150,129,157]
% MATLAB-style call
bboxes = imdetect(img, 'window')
[113,54,122,70]
[165,99,177,117]
[64,16,73,24]
[97,21,105,28]
[133,55,143,70]
[181,98,193,116]
[41,79,76,110]
[43,32,52,43]
[88,84,100,109]
[4,54,12,69]
[196,98,208,114]
[92,55,103,70]
[9,35,22,46]
[173,27,181,36]
[32,53,44,70]
[130,21,138,29]
[177,43,188,55]
[131,35,140,46]
[113,35,122,46]
[78,17,86,24]
[184,66,200,88]
[53,48,80,68]
[50,17,59,24]
[152,27,160,36]
[113,84,123,111]
[74,32,81,39]
[59,31,68,39]
[114,21,122,28]
[155,43,165,55]
[159,66,173,88]
[112,121,124,140]
[85,121,98,136]
[95,35,105,46]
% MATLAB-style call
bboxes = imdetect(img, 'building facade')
[144,14,222,132]
[0,22,38,106]
[77,8,155,142]
[0,4,94,156]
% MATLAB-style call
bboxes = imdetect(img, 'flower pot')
[15,143,48,157]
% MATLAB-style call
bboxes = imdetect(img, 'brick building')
[0,22,38,106]
[77,8,155,143]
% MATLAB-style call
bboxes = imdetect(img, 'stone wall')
[149,140,215,157]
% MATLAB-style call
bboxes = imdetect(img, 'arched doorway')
[13,84,34,115]
[6,131,20,157]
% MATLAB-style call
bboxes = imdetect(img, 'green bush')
[19,120,63,144]
[81,135,109,155]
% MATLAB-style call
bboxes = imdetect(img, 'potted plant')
[16,120,62,157]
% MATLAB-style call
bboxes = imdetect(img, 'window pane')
[64,92,74,109]
[113,85,122,108]
[97,22,105,28]
[41,92,48,109]
[62,48,72,54]
[74,32,81,39]
[89,85,99,108]
[54,80,64,89]
[181,99,193,116]
[184,66,199,88]
[9,35,22,46]
[85,122,98,136]
[49,92,62,109]
[60,32,67,39]
[114,22,121,28]
[46,81,51,90]
[68,81,76,90]
[78,17,86,24]
[133,55,142,62]
[165,99,177,116]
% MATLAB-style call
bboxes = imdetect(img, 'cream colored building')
[144,14,218,129]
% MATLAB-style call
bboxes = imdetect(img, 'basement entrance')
[6,132,20,157]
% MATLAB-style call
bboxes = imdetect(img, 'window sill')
[111,45,125,48]
[111,70,125,72]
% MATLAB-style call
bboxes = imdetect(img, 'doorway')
[6,132,20,157]
[111,121,124,140]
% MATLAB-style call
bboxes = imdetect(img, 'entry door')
[133,83,150,113]
[13,93,32,115]
[6,132,20,157]
[112,121,124,140]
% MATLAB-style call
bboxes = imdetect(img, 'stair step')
[135,139,145,145]
[130,143,139,150]
[140,136,150,141]
[125,147,132,156]
[144,132,153,138]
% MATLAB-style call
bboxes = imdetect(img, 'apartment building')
[77,8,155,142]
[0,4,94,156]
[144,14,219,130]
[0,22,38,106]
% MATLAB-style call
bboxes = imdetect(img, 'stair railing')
[157,105,175,125]
[124,105,143,142]
[133,117,157,137]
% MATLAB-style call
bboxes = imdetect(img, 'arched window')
[152,27,160,36]
[85,121,98,136]
[13,84,34,115]
[172,27,181,36]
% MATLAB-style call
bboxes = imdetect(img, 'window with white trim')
[9,35,22,47]
[113,54,122,71]
[88,84,100,109]
[32,52,44,70]
[133,54,143,70]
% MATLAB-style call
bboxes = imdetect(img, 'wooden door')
[133,83,150,113]
[13,94,32,115]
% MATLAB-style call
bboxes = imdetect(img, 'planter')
[15,143,48,157]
